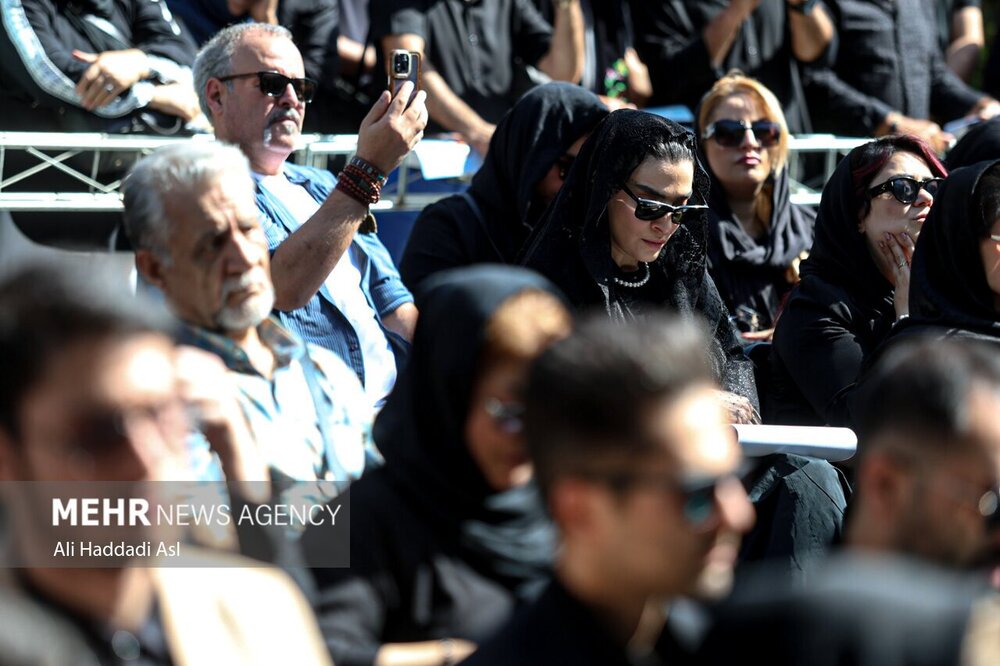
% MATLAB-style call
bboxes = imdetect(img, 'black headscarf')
[906,159,1000,335]
[469,82,609,250]
[519,110,758,405]
[372,265,563,590]
[945,118,1000,170]
[702,158,815,329]
[798,146,895,309]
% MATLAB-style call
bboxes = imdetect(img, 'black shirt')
[372,0,553,126]
[461,578,694,666]
[804,0,982,136]
[630,0,813,133]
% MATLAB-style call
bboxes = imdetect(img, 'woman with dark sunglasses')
[399,83,608,292]
[306,265,572,666]
[519,109,760,424]
[872,159,1000,356]
[697,73,816,340]
[769,136,947,426]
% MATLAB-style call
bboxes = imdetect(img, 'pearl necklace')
[613,262,650,288]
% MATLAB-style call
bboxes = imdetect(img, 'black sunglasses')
[979,486,1000,531]
[217,71,318,104]
[702,119,782,148]
[596,469,745,529]
[621,184,708,223]
[866,176,943,205]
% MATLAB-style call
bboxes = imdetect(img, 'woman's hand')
[879,231,915,319]
[714,390,761,425]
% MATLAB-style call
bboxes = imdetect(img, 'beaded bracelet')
[336,170,380,206]
[349,156,387,185]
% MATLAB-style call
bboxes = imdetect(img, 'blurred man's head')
[852,339,1000,581]
[0,266,185,484]
[194,23,308,174]
[123,142,275,334]
[525,316,754,600]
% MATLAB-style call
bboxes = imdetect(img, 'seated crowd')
[2,1,1000,664]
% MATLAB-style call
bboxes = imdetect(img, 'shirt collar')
[178,317,305,376]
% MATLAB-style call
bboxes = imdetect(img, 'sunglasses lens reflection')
[259,72,316,103]
[712,121,781,148]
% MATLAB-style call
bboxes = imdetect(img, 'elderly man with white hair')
[123,141,378,491]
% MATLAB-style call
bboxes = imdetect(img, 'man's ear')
[205,78,225,119]
[857,450,913,525]
[550,478,604,542]
[135,249,167,292]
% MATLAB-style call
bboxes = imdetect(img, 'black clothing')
[461,577,692,666]
[280,0,343,133]
[805,0,982,136]
[739,454,849,581]
[703,162,815,331]
[400,82,608,291]
[630,0,814,133]
[372,0,553,126]
[305,265,561,666]
[701,554,987,666]
[519,109,759,409]
[945,118,1000,170]
[936,0,980,55]
[882,159,1000,348]
[533,0,633,100]
[768,144,948,426]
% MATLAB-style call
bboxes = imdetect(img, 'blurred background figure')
[520,110,760,423]
[529,0,650,109]
[945,117,1000,169]
[697,72,814,340]
[464,314,755,665]
[1,0,203,133]
[400,82,608,291]
[769,136,946,426]
[306,266,571,666]
[883,160,1000,348]
[804,0,999,154]
[373,0,585,155]
[630,0,834,134]
[937,0,984,84]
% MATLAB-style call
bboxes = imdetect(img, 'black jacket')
[804,0,982,136]
[630,0,815,133]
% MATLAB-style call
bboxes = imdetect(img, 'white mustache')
[267,108,301,127]
[220,267,269,300]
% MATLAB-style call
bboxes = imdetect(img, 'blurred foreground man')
[697,337,1000,665]
[462,316,755,665]
[0,266,332,665]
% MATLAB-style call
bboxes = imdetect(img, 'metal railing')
[0,131,871,213]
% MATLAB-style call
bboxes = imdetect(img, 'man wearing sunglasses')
[848,338,1000,590]
[194,23,428,410]
[463,315,755,665]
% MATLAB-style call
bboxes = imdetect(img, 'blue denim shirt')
[179,317,381,489]
[254,163,413,389]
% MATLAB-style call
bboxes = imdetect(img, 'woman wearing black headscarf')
[881,159,1000,348]
[519,109,759,421]
[306,265,571,666]
[945,118,1000,170]
[698,73,815,337]
[769,136,947,426]
[399,83,608,291]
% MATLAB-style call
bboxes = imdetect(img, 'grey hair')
[121,141,254,259]
[193,22,294,121]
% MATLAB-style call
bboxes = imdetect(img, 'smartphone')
[388,49,421,106]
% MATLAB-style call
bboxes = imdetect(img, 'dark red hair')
[850,135,948,220]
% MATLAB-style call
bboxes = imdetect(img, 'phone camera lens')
[394,54,409,75]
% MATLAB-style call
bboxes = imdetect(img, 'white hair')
[193,23,295,121]
[121,141,254,259]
